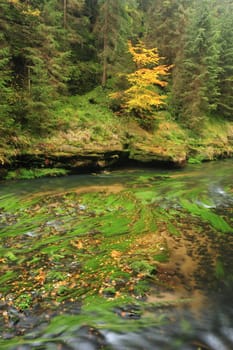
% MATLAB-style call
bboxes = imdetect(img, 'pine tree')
[0,0,20,135]
[94,0,139,86]
[0,32,14,135]
[217,0,233,119]
[64,0,100,94]
[143,0,189,65]
[1,0,71,133]
[171,0,221,131]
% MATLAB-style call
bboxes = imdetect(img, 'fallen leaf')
[110,250,122,259]
[35,269,46,285]
[70,240,83,249]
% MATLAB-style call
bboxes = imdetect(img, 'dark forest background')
[0,0,232,139]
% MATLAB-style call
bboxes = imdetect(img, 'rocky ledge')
[1,119,233,177]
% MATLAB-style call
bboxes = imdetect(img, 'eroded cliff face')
[1,118,233,178]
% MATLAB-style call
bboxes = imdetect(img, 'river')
[0,159,232,349]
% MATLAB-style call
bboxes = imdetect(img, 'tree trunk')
[102,33,107,87]
[63,0,67,28]
[28,66,31,94]
[101,1,108,87]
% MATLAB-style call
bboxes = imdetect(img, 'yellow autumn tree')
[7,0,40,16]
[111,41,172,117]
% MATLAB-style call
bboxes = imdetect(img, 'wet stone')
[102,290,116,298]
[45,342,74,350]
[2,332,15,340]
[11,346,33,350]
[51,326,109,350]
[113,305,141,320]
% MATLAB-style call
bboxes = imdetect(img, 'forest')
[0,2,233,348]
[0,0,233,174]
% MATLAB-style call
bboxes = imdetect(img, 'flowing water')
[0,159,232,349]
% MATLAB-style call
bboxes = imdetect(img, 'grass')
[54,87,122,141]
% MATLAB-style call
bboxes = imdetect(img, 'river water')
[0,159,232,349]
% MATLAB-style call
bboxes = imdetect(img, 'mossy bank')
[1,88,233,179]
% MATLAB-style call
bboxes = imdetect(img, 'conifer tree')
[217,1,233,119]
[143,0,189,65]
[0,32,13,135]
[171,0,221,130]
[94,0,139,86]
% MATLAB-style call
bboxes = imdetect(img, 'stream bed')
[0,159,232,349]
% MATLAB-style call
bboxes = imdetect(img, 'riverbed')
[0,159,232,349]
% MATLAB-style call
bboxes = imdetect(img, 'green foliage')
[69,61,101,94]
[0,32,14,135]
[143,0,187,65]
[4,251,17,262]
[0,0,232,144]
[94,0,139,86]
[0,271,17,286]
[217,1,233,119]
[15,293,32,310]
[172,0,221,131]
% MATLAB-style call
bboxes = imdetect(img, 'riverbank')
[1,89,233,179]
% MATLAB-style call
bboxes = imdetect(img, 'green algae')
[0,188,162,307]
[130,260,156,276]
[215,259,225,280]
[0,271,17,285]
[0,171,232,309]
[0,161,233,348]
[180,199,233,233]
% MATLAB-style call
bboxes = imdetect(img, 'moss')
[6,167,68,180]
[188,156,204,164]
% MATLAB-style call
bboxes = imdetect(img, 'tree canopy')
[0,0,232,136]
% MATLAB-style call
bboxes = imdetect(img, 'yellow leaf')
[110,41,172,115]
[35,269,46,285]
[70,240,83,249]
[110,250,122,259]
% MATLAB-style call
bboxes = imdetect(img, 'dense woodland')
[0,0,233,140]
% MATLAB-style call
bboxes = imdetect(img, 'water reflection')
[0,159,232,199]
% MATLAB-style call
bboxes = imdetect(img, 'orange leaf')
[110,250,122,259]
[35,268,46,285]
[70,240,83,249]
